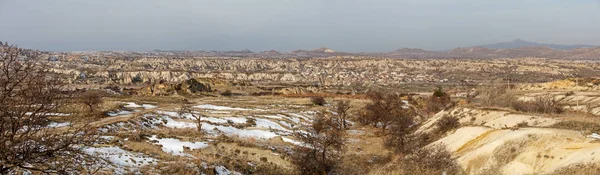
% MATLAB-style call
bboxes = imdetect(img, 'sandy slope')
[426,106,600,175]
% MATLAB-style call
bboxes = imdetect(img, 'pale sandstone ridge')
[45,57,600,87]
[421,107,600,175]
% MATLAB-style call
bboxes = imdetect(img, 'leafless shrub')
[290,115,346,175]
[565,91,575,96]
[516,121,529,128]
[311,96,326,106]
[547,163,600,175]
[179,100,203,132]
[436,115,460,134]
[253,163,296,175]
[478,85,516,108]
[426,87,454,114]
[333,100,351,129]
[0,43,99,174]
[512,95,563,114]
[402,144,461,175]
[79,90,105,113]
[551,121,600,134]
[361,92,415,134]
[220,90,233,96]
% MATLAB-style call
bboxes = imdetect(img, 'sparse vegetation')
[436,115,461,134]
[0,43,99,174]
[477,85,516,108]
[179,100,203,132]
[220,90,233,96]
[512,94,563,114]
[401,144,462,175]
[333,100,351,129]
[361,92,415,134]
[311,96,327,106]
[291,114,346,175]
[426,87,454,114]
[79,90,105,113]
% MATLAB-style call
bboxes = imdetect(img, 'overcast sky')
[0,0,599,52]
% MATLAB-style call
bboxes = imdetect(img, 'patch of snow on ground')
[254,118,289,131]
[261,114,285,119]
[281,137,304,146]
[25,112,71,116]
[278,120,294,129]
[163,116,197,128]
[148,135,209,156]
[194,104,250,111]
[224,117,247,124]
[161,116,281,139]
[287,113,309,122]
[203,123,279,139]
[47,122,71,128]
[142,104,157,109]
[203,117,229,124]
[124,102,157,109]
[84,146,156,173]
[124,102,142,108]
[156,111,179,117]
[347,130,365,135]
[107,110,133,117]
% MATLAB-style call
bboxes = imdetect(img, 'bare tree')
[291,113,346,175]
[0,44,98,173]
[80,90,104,113]
[361,92,412,134]
[334,100,351,129]
[179,100,202,132]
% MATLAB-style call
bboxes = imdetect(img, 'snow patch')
[84,146,156,173]
[124,102,157,109]
[148,135,209,156]
[47,122,71,128]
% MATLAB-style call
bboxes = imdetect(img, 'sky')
[0,0,599,52]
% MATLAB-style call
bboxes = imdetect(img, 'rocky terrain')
[42,53,600,93]
[6,42,600,175]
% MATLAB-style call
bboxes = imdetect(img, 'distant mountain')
[477,39,596,50]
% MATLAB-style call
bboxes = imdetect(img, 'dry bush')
[515,121,529,128]
[401,144,461,175]
[550,121,600,134]
[547,163,600,175]
[311,96,327,106]
[140,161,202,175]
[338,153,394,175]
[478,141,527,175]
[361,92,415,134]
[0,43,99,174]
[334,100,351,129]
[565,91,575,96]
[477,85,516,108]
[291,115,346,175]
[385,131,431,154]
[436,115,461,134]
[78,90,106,113]
[179,100,203,132]
[158,128,204,138]
[512,95,563,114]
[426,87,454,114]
[220,90,233,96]
[253,163,297,175]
